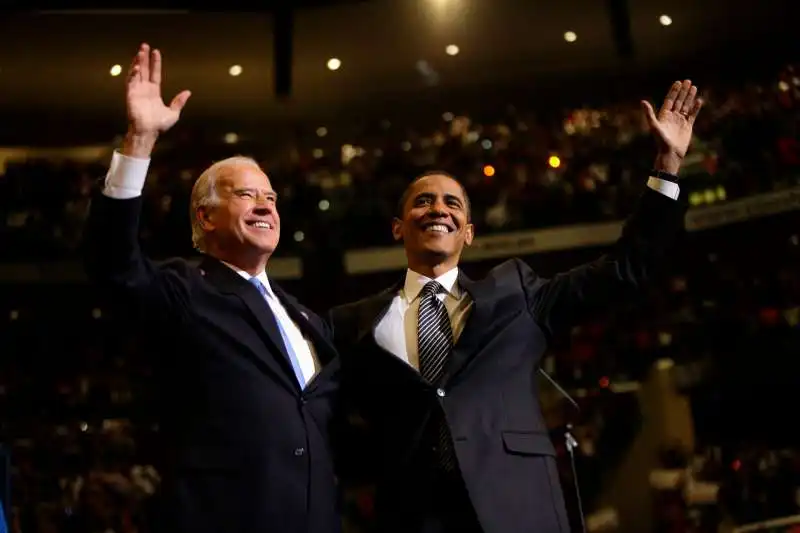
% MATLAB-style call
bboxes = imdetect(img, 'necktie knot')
[421,280,446,299]
[249,276,268,296]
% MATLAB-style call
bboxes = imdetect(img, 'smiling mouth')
[247,221,274,230]
[422,223,454,234]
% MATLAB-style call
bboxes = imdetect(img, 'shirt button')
[294,447,305,456]
[436,388,446,398]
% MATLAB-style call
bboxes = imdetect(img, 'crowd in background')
[1,65,799,261]
[1,65,799,532]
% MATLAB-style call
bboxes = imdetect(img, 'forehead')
[218,164,273,191]
[409,174,464,199]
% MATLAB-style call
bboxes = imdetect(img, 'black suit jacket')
[83,194,342,533]
[329,188,687,533]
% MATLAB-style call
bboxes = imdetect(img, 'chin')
[420,246,452,260]
[248,239,279,254]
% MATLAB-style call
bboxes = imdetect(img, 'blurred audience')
[1,65,799,261]
[1,66,799,532]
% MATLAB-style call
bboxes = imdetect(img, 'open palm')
[642,80,704,159]
[126,44,191,135]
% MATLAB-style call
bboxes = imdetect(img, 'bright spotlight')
[445,44,459,56]
[659,15,672,26]
[564,31,577,43]
[327,58,341,71]
[228,65,243,76]
[110,64,122,76]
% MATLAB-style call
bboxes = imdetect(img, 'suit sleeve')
[521,187,688,340]
[83,155,191,317]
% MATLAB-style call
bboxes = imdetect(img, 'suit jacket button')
[436,388,446,398]
[294,447,306,456]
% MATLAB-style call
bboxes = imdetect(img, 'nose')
[252,194,274,214]
[428,198,448,217]
[252,204,271,216]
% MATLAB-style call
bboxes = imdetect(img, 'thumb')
[169,90,192,113]
[641,100,658,127]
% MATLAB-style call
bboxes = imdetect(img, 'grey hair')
[190,156,263,252]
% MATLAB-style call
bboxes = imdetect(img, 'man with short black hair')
[330,80,703,533]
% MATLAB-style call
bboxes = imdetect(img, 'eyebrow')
[232,187,278,200]
[414,192,464,205]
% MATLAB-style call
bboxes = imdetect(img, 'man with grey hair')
[83,43,343,533]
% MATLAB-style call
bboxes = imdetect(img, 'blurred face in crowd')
[392,172,474,277]
[196,161,280,274]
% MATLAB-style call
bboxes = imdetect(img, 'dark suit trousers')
[418,467,484,533]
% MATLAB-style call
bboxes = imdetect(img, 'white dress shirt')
[221,263,321,386]
[375,268,473,370]
[102,150,680,375]
[102,150,320,387]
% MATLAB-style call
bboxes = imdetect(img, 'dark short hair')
[394,170,472,221]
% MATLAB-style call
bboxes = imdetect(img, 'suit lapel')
[270,283,340,395]
[348,281,423,383]
[271,283,336,365]
[441,271,498,385]
[357,286,397,345]
[199,257,299,393]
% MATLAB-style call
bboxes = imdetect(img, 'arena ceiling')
[0,0,793,131]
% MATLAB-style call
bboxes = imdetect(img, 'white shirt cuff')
[103,150,151,199]
[646,177,680,200]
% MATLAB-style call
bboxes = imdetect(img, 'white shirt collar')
[403,267,460,303]
[220,260,273,297]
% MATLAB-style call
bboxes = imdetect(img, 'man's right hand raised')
[122,43,191,158]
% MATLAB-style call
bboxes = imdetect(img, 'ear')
[391,217,403,242]
[463,223,475,246]
[197,206,215,232]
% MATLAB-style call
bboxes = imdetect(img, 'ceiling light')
[316,127,328,137]
[327,58,341,71]
[564,31,577,43]
[445,44,459,56]
[110,64,122,76]
[659,15,672,26]
[228,65,243,76]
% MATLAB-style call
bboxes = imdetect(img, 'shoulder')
[329,291,382,326]
[158,257,204,284]
[329,287,396,335]
[484,258,535,283]
[330,293,376,318]
[161,257,196,274]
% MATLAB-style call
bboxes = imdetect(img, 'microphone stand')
[538,368,587,533]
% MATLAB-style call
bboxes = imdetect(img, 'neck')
[407,255,458,279]
[208,246,270,277]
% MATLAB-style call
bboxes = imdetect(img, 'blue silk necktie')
[249,277,307,387]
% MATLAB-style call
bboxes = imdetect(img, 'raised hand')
[126,43,191,136]
[642,80,704,172]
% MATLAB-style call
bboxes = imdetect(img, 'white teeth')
[252,222,272,229]
[426,224,449,233]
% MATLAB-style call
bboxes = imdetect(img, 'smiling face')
[196,161,280,273]
[392,173,474,276]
